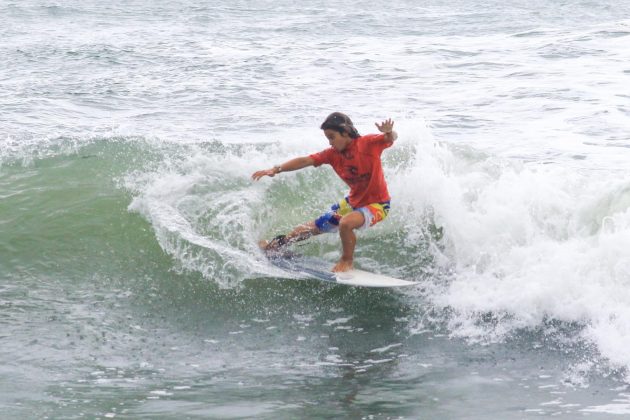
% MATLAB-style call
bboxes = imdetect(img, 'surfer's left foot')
[332,258,353,273]
[259,234,288,252]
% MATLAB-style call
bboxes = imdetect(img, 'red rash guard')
[309,133,392,208]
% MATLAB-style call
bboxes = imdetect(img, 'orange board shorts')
[314,197,390,232]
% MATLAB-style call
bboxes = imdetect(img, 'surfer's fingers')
[375,119,394,133]
[252,169,274,181]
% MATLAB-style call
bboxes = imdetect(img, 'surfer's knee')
[339,211,364,231]
[338,218,353,231]
[305,221,322,235]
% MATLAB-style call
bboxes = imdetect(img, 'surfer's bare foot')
[259,235,288,252]
[332,258,353,272]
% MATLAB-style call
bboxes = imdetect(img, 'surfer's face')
[324,129,352,152]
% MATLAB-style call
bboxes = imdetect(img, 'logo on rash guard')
[345,165,359,176]
[343,165,371,185]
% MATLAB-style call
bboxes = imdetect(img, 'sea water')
[2,1,630,418]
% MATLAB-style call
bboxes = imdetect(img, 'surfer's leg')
[332,201,390,272]
[261,198,351,251]
[333,210,365,272]
[260,221,321,251]
[286,221,321,243]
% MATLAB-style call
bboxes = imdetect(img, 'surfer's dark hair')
[320,112,360,139]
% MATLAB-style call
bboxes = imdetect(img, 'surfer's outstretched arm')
[251,156,315,181]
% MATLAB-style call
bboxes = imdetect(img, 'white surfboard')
[334,269,415,287]
[265,251,416,288]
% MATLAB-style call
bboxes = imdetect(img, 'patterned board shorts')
[314,197,390,233]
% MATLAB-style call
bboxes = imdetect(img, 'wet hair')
[320,112,360,139]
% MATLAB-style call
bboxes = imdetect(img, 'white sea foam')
[124,142,295,286]
[388,121,630,371]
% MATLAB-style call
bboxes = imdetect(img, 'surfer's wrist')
[383,131,397,142]
[273,165,283,174]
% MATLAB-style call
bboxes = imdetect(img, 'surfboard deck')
[265,250,416,288]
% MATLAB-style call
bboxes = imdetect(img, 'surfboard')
[265,250,416,288]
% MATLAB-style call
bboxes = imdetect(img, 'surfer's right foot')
[259,234,288,252]
[332,258,353,273]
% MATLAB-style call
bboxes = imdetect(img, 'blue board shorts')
[314,197,390,233]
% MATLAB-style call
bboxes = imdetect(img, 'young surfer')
[251,112,397,272]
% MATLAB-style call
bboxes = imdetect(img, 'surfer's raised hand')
[375,118,394,133]
[375,118,398,142]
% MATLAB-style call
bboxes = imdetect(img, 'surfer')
[252,112,397,272]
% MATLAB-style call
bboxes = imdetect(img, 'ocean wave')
[2,126,630,375]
